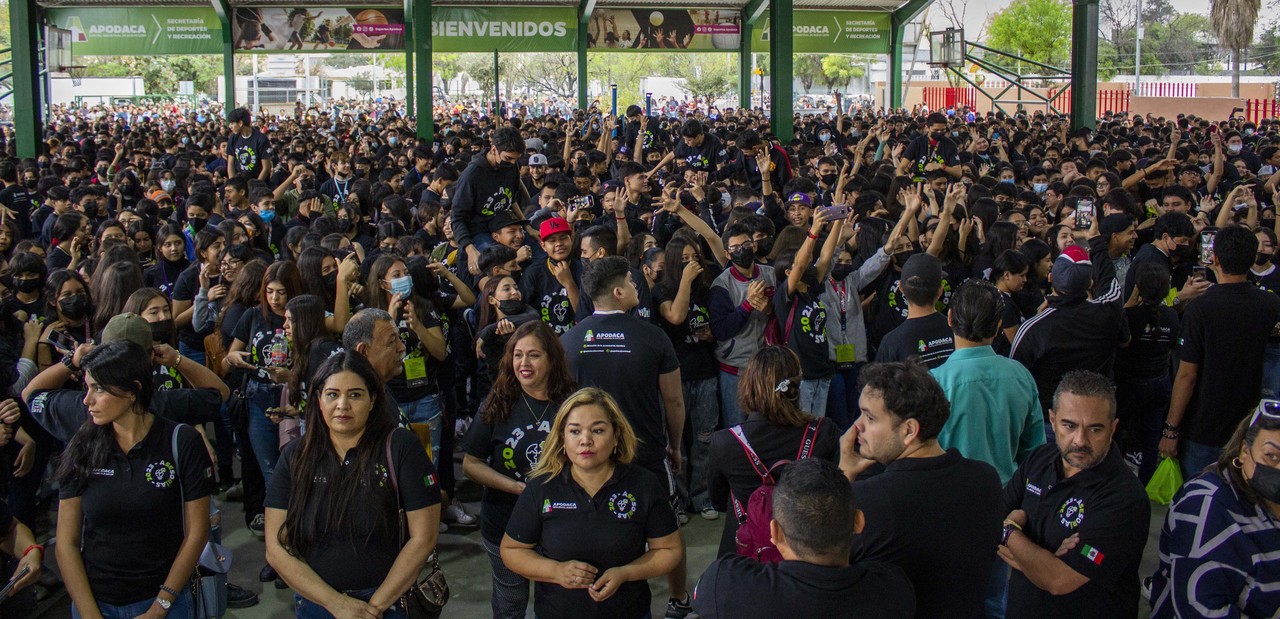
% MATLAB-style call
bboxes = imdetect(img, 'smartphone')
[47,330,77,354]
[1192,266,1208,282]
[1075,199,1095,229]
[0,565,30,602]
[817,204,851,220]
[209,274,223,288]
[1200,229,1217,265]
[568,195,592,213]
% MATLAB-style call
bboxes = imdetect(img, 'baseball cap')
[100,313,153,350]
[900,253,943,295]
[787,192,812,206]
[539,217,572,241]
[1051,245,1093,297]
[1099,213,1133,240]
[528,154,548,167]
[488,210,529,233]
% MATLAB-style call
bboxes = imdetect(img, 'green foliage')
[0,0,10,49]
[81,55,222,94]
[681,66,736,101]
[819,55,866,91]
[985,0,1073,70]
[792,54,823,91]
[434,53,461,95]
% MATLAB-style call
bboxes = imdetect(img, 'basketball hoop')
[64,65,87,87]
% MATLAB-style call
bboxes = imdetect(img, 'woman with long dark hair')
[281,294,341,419]
[144,223,190,299]
[474,275,538,382]
[265,352,440,619]
[462,322,577,618]
[37,269,94,373]
[56,341,213,619]
[171,228,226,365]
[90,260,144,336]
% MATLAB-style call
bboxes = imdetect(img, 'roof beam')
[892,0,930,26]
[743,0,767,26]
[579,0,595,23]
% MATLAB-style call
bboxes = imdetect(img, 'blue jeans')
[1263,343,1280,398]
[246,380,283,484]
[73,591,193,619]
[826,364,865,430]
[295,587,406,619]
[482,536,529,619]
[985,561,1009,619]
[718,370,744,427]
[178,341,207,367]
[1181,440,1221,481]
[681,378,718,512]
[799,377,832,418]
[1116,374,1172,484]
[399,394,442,461]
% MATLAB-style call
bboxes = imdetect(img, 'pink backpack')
[730,420,822,563]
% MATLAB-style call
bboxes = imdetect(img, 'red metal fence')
[1247,99,1280,123]
[1136,82,1197,97]
[922,87,977,111]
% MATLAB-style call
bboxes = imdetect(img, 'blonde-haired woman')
[500,387,683,619]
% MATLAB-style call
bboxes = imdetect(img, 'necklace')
[522,392,553,424]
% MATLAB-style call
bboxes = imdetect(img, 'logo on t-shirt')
[542,499,578,513]
[1058,497,1086,529]
[608,490,638,520]
[146,459,177,489]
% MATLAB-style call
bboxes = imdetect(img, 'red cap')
[539,217,572,241]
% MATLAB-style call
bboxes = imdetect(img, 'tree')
[793,54,823,92]
[984,0,1073,70]
[509,54,577,99]
[1212,0,1261,96]
[819,55,865,92]
[434,53,462,95]
[680,68,736,103]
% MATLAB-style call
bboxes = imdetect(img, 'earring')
[1233,457,1243,469]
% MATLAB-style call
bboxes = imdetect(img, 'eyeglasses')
[727,241,755,252]
[1250,400,1280,427]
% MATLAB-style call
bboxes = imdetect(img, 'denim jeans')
[681,378,718,512]
[178,341,207,367]
[718,370,744,427]
[246,379,283,484]
[826,364,865,430]
[399,394,442,462]
[1264,343,1280,398]
[1116,374,1172,484]
[1180,439,1221,481]
[482,536,529,619]
[295,587,406,619]
[799,377,832,418]
[73,591,193,619]
[985,561,1009,619]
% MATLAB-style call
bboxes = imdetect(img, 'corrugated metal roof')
[39,0,914,11]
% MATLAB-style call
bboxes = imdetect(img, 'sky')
[943,0,1212,38]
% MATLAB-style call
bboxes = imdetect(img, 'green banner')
[49,7,222,56]
[431,6,577,52]
[752,11,890,54]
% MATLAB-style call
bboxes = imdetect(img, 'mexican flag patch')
[423,473,438,488]
[1080,544,1104,565]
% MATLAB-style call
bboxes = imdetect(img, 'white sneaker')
[700,508,720,521]
[444,503,477,525]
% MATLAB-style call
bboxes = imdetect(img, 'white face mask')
[1229,143,1243,154]
[160,180,176,192]
[818,133,831,143]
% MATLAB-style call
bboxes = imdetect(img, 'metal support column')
[410,0,433,141]
[9,0,40,157]
[766,0,791,141]
[1069,0,1099,130]
[404,0,413,119]
[740,0,767,111]
[889,0,929,110]
[577,0,594,110]
[211,0,234,116]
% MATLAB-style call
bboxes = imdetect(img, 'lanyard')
[831,279,849,330]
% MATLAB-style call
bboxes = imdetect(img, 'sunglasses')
[1250,399,1280,427]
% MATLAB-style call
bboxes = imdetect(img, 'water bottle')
[268,329,290,367]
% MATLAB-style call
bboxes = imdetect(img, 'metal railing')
[0,48,14,101]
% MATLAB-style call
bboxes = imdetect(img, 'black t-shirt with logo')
[692,556,914,619]
[1115,303,1179,382]
[59,418,213,605]
[902,135,961,182]
[505,465,678,619]
[265,428,441,591]
[462,393,557,543]
[561,313,681,467]
[171,264,205,351]
[674,133,726,172]
[773,283,835,379]
[651,282,717,381]
[228,129,272,177]
[233,308,288,383]
[521,258,581,335]
[874,312,955,369]
[1250,264,1280,344]
[387,304,443,404]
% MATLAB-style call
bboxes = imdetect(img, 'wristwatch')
[156,597,172,612]
[1001,521,1021,546]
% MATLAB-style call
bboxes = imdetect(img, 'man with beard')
[999,371,1149,619]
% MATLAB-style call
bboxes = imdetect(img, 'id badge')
[403,355,427,385]
[835,343,857,364]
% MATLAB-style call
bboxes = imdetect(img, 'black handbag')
[384,434,449,619]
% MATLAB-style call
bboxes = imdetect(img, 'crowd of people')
[0,93,1271,619]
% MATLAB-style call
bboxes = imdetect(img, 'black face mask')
[730,245,756,269]
[159,206,175,220]
[1259,252,1274,267]
[893,249,919,268]
[830,263,855,281]
[188,217,208,234]
[13,277,40,294]
[1248,459,1280,504]
[322,271,338,295]
[820,173,838,186]
[496,161,516,171]
[800,267,820,290]
[150,318,176,345]
[59,294,89,322]
[498,299,526,315]
[336,219,353,234]
[931,131,946,141]
[754,238,774,258]
[1171,243,1196,263]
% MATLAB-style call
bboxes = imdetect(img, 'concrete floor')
[35,459,1170,619]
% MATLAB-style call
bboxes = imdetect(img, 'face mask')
[497,161,516,171]
[830,264,855,281]
[1246,129,1256,137]
[149,319,175,345]
[820,173,838,186]
[931,131,946,142]
[181,137,190,145]
[187,217,207,234]
[818,133,831,143]
[120,184,134,193]
[1089,149,1102,157]
[893,249,919,268]
[1172,243,1197,262]
[498,299,526,315]
[336,219,353,234]
[1033,183,1048,194]
[1229,144,1243,155]
[160,180,176,192]
[1248,459,1280,504]
[388,137,398,146]
[59,294,89,322]
[322,270,338,293]
[259,210,276,224]
[388,274,413,297]
[754,237,774,257]
[800,267,820,290]
[1000,178,1016,185]
[13,277,40,294]
[730,245,756,269]
[1258,252,1274,266]
[159,206,174,220]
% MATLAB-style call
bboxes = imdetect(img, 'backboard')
[928,28,964,68]
[45,26,73,73]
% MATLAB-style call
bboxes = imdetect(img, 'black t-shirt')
[993,291,1024,356]
[0,184,33,238]
[144,258,190,299]
[561,312,680,466]
[691,556,915,619]
[387,305,443,403]
[1177,282,1280,447]
[265,428,441,591]
[29,388,224,445]
[46,246,72,272]
[1250,264,1280,343]
[521,258,581,335]
[774,283,835,379]
[2,295,46,323]
[651,282,717,381]
[1003,443,1150,619]
[59,418,213,605]
[1011,296,1131,413]
[171,264,204,350]
[229,129,272,178]
[233,307,288,383]
[874,312,955,369]
[902,135,961,182]
[849,449,1001,619]
[1115,303,1179,381]
[673,133,726,172]
[461,393,557,543]
[505,465,679,619]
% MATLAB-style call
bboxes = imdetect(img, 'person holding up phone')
[772,210,844,417]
